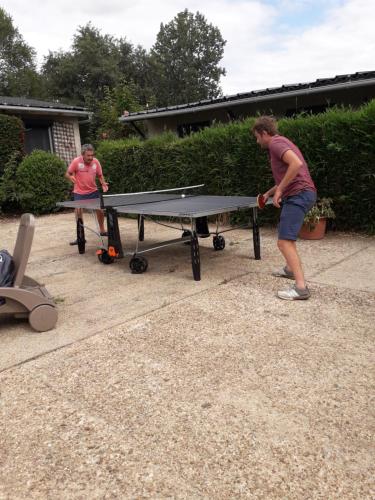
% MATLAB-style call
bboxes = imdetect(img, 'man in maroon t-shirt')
[252,116,317,300]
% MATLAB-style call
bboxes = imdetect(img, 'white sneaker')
[277,284,311,300]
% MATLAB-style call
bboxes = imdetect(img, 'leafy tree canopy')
[0,7,44,97]
[150,9,226,106]
[42,23,127,105]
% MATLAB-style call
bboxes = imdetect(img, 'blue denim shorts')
[278,190,317,241]
[73,191,99,201]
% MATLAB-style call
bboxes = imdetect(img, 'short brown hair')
[251,116,278,136]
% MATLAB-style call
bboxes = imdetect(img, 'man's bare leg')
[75,207,83,222]
[277,239,306,289]
[95,209,106,234]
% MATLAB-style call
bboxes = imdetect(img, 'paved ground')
[0,212,374,499]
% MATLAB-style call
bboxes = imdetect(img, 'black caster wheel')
[129,255,148,274]
[213,235,225,251]
[98,250,115,264]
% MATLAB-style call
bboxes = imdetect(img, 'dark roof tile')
[0,96,86,111]
[123,70,375,119]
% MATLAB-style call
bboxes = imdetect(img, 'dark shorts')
[73,191,99,201]
[278,190,317,241]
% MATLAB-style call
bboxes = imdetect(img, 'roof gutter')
[0,104,89,117]
[119,79,375,123]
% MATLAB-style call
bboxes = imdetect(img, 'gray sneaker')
[277,284,311,300]
[272,266,295,279]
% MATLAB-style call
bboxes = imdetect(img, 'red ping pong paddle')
[257,193,266,209]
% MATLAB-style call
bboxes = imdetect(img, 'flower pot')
[299,218,327,240]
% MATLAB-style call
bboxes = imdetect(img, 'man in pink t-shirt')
[65,144,109,245]
[252,116,317,300]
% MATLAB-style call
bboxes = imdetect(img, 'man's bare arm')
[98,175,109,192]
[65,170,76,184]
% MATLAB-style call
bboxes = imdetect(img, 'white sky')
[2,0,375,95]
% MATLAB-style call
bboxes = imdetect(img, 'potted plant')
[299,197,335,240]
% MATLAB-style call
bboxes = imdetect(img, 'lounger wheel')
[98,250,115,264]
[213,235,225,251]
[129,255,148,274]
[29,305,58,332]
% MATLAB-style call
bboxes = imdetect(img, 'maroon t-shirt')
[268,135,316,198]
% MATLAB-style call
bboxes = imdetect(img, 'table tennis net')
[101,188,200,208]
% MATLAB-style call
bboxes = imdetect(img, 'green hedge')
[0,150,70,214]
[96,100,375,233]
[0,114,24,176]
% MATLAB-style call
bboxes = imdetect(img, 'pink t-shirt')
[67,156,103,195]
[268,135,316,198]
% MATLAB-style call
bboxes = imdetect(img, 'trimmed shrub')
[0,114,24,176]
[0,151,24,211]
[0,150,70,214]
[96,100,375,233]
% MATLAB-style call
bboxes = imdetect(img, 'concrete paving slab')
[0,213,374,498]
[0,213,269,370]
[0,273,373,498]
[312,244,375,292]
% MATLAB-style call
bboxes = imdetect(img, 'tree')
[42,23,122,105]
[128,45,157,109]
[150,9,226,107]
[0,7,43,97]
[42,24,156,109]
[93,81,143,141]
[42,23,157,141]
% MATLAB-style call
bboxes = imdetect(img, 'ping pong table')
[57,185,270,281]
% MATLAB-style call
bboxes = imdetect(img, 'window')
[23,119,53,154]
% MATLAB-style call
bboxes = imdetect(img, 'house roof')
[0,96,90,117]
[119,71,375,122]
